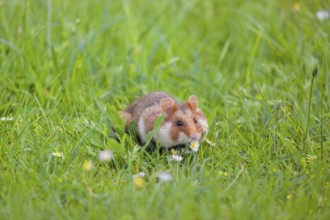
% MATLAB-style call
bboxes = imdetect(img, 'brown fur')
[143,107,162,133]
[120,111,132,131]
[193,109,207,133]
[126,92,175,122]
[185,95,198,111]
[166,108,201,142]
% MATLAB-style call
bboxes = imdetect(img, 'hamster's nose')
[190,133,201,140]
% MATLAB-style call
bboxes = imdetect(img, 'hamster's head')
[156,96,208,148]
[185,95,209,136]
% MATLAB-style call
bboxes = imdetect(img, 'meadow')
[0,0,329,219]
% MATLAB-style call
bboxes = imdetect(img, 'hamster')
[120,92,208,148]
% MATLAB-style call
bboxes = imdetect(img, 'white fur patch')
[154,122,176,148]
[177,132,190,145]
[199,119,209,135]
[138,117,146,144]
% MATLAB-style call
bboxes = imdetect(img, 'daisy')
[98,150,113,161]
[158,172,173,182]
[171,154,183,162]
[133,172,146,179]
[190,141,200,152]
[317,10,330,21]
[52,151,64,158]
[306,154,317,163]
[1,117,13,121]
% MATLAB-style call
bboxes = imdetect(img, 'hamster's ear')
[160,98,178,117]
[185,95,198,111]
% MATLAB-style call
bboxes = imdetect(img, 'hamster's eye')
[193,118,198,124]
[176,120,184,127]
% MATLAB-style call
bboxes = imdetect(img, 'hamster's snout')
[189,133,201,141]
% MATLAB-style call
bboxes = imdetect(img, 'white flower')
[1,117,13,121]
[306,154,317,163]
[171,154,183,162]
[133,172,146,179]
[158,172,173,182]
[99,150,113,161]
[205,138,216,147]
[317,10,330,21]
[190,141,200,152]
[52,152,64,158]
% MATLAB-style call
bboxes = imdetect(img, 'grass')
[0,0,329,219]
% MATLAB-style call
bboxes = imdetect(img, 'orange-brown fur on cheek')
[170,126,180,142]
[193,110,207,133]
[168,110,201,142]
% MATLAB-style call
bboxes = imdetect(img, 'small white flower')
[133,172,146,179]
[205,138,216,147]
[55,126,63,131]
[52,152,64,158]
[317,10,330,21]
[98,150,113,161]
[306,154,317,163]
[1,117,13,121]
[190,141,200,152]
[158,172,173,182]
[83,119,96,127]
[171,154,183,162]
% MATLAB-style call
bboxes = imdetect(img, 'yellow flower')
[133,176,145,189]
[218,171,229,177]
[300,157,307,168]
[287,194,292,200]
[52,151,64,158]
[170,149,177,155]
[82,160,93,172]
[293,3,300,12]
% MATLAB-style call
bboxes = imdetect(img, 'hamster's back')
[125,92,176,122]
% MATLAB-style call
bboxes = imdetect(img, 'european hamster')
[120,92,208,148]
